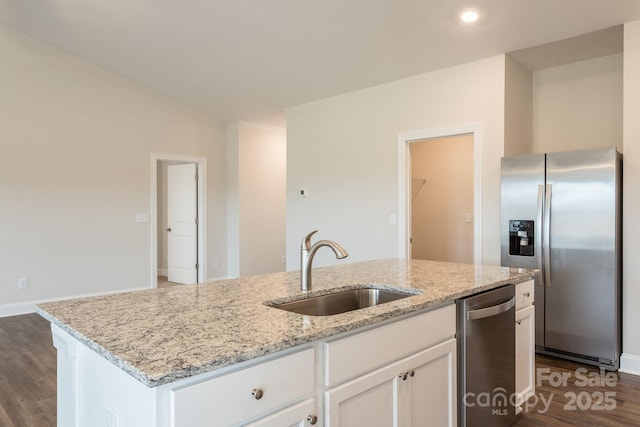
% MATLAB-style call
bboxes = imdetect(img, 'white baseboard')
[1,277,235,317]
[620,353,640,376]
[157,268,168,277]
[0,301,38,318]
[0,286,149,318]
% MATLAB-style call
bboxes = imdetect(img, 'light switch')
[464,213,472,223]
[136,213,149,223]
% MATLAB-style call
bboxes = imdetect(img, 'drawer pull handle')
[399,370,415,380]
[307,414,318,425]
[524,292,530,298]
[251,388,264,400]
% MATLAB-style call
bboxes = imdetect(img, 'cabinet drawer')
[243,398,315,427]
[323,304,456,387]
[516,279,534,310]
[171,348,314,427]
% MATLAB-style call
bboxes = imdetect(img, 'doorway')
[397,125,482,264]
[150,154,207,288]
[410,135,474,263]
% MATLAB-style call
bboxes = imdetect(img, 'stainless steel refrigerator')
[500,147,622,370]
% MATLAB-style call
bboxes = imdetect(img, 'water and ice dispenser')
[508,220,534,256]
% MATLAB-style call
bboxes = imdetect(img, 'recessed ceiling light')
[460,9,479,24]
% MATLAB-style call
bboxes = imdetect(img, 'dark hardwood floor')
[513,355,640,426]
[0,314,56,427]
[1,313,639,426]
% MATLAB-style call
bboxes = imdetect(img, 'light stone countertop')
[35,258,535,388]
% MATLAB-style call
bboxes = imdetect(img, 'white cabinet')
[324,339,456,427]
[244,398,317,427]
[323,305,457,427]
[170,306,457,427]
[170,348,316,427]
[325,357,402,427]
[403,340,456,427]
[515,280,535,409]
[52,304,459,427]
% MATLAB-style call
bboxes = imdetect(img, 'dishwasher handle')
[467,297,515,321]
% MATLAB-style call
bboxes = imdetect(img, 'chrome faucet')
[300,230,348,291]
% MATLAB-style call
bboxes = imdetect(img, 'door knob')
[166,227,172,232]
[307,415,318,425]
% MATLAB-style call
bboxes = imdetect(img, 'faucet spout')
[300,230,349,291]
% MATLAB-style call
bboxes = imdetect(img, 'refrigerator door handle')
[536,184,544,287]
[544,183,552,288]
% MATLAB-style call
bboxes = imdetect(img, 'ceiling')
[1,0,640,126]
[509,25,623,71]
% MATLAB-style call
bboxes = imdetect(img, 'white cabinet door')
[325,338,457,427]
[323,305,456,387]
[244,398,316,427]
[515,305,535,407]
[325,358,403,427]
[402,339,457,427]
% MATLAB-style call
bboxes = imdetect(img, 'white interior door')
[167,163,198,284]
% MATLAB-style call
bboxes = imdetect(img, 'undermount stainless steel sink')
[267,287,418,316]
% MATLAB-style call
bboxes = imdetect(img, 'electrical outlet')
[18,277,28,290]
[211,259,218,269]
[103,402,119,427]
[281,255,286,264]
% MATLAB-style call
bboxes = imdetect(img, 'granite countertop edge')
[35,259,536,388]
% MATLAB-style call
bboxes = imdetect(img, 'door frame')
[150,153,207,287]
[397,124,483,264]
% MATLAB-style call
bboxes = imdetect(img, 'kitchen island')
[36,258,535,427]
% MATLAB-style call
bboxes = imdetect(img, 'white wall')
[532,53,623,154]
[622,20,640,374]
[0,25,227,315]
[286,55,506,269]
[238,123,287,276]
[410,134,474,263]
[227,122,286,277]
[504,55,533,156]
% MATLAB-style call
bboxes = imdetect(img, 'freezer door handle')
[544,183,552,288]
[467,297,515,320]
[536,184,544,286]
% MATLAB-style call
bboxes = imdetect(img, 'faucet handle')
[302,230,319,250]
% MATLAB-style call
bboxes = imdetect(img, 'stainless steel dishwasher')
[457,284,516,427]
